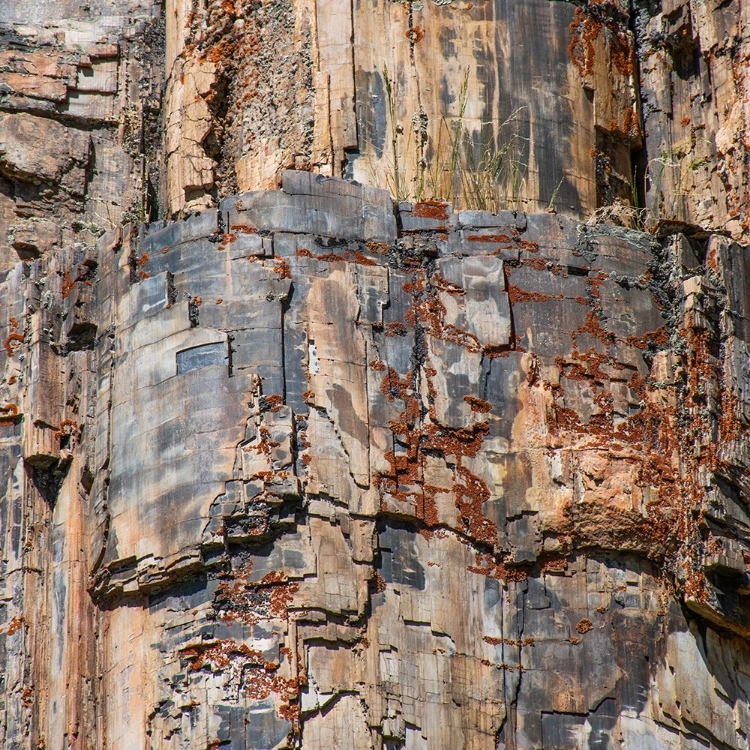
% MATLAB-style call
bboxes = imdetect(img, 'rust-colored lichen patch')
[507,285,564,305]
[406,26,425,44]
[412,201,449,220]
[568,2,634,78]
[182,638,302,731]
[464,395,491,413]
[214,564,300,626]
[6,616,25,635]
[53,418,80,442]
[385,322,408,337]
[4,333,24,358]
[469,552,529,583]
[61,270,75,298]
[273,258,292,278]
[0,403,20,426]
[316,252,345,263]
[575,618,593,634]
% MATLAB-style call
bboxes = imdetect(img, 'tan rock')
[0,113,90,188]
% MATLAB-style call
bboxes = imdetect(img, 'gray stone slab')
[140,210,220,255]
[220,171,397,243]
[457,208,520,229]
[176,342,227,374]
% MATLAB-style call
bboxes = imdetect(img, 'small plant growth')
[377,68,531,211]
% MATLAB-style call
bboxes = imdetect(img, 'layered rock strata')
[1,172,749,748]
[2,0,750,747]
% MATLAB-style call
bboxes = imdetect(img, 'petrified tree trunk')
[0,1,749,749]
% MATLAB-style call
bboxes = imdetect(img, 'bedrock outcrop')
[1,172,749,748]
[2,0,750,747]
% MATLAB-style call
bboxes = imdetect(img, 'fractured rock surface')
[0,0,164,273]
[1,0,750,747]
[1,172,750,748]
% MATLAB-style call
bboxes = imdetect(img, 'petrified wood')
[1,172,749,747]
[1,0,750,748]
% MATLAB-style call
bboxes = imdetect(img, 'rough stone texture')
[1,172,749,748]
[162,0,630,217]
[634,0,750,237]
[0,0,164,273]
[158,0,749,240]
[2,0,750,748]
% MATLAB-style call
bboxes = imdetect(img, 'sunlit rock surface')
[1,0,750,747]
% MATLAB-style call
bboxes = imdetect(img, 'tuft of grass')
[382,65,405,202]
[379,67,531,211]
[547,177,565,212]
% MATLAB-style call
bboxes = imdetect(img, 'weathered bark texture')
[1,1,750,749]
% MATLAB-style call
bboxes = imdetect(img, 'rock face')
[157,0,750,235]
[1,1,750,749]
[3,172,750,748]
[0,0,164,273]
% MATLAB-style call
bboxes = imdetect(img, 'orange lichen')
[385,322,408,337]
[260,394,284,412]
[182,637,302,731]
[575,618,594,634]
[372,572,387,593]
[432,274,465,296]
[406,26,425,43]
[202,37,238,65]
[367,242,390,255]
[624,327,669,350]
[214,565,300,626]
[464,395,492,413]
[4,333,24,358]
[483,635,534,647]
[541,557,568,574]
[467,234,512,243]
[568,2,633,78]
[61,270,75,298]
[469,553,529,583]
[507,285,564,304]
[412,201,449,220]
[406,292,484,354]
[230,223,258,234]
[0,403,19,426]
[53,418,79,442]
[273,259,292,279]
[6,616,24,635]
[349,251,377,266]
